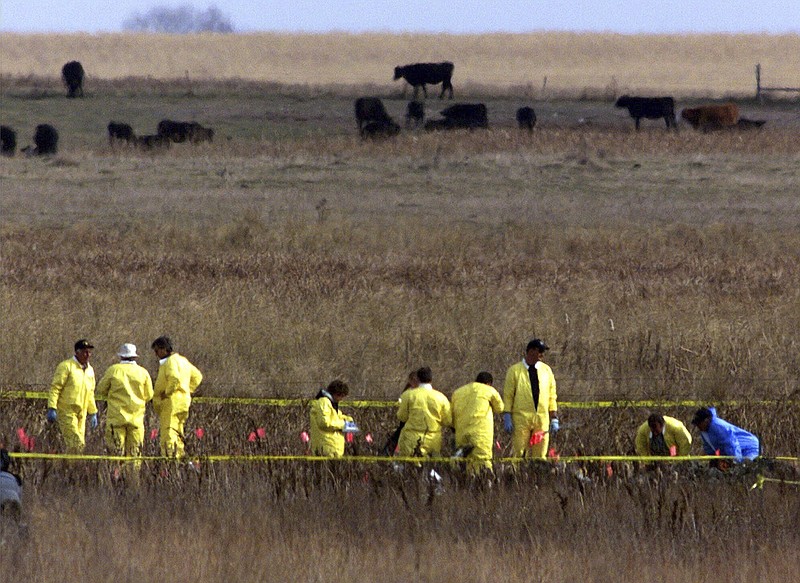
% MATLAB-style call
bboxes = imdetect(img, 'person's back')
[451,374,504,470]
[97,361,153,425]
[397,368,452,457]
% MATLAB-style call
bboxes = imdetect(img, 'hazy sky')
[1,0,798,34]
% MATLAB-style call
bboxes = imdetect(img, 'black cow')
[516,106,537,131]
[189,123,214,143]
[394,62,454,99]
[107,121,135,146]
[737,118,767,130]
[440,103,488,129]
[62,61,85,98]
[615,95,677,130]
[406,101,425,128]
[354,97,395,132]
[423,118,454,132]
[361,120,401,139]
[136,134,171,150]
[33,124,59,155]
[157,119,194,143]
[1,125,16,156]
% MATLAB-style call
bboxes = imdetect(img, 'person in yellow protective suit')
[635,412,692,457]
[96,343,154,480]
[397,366,452,457]
[46,339,98,453]
[150,336,202,458]
[502,339,559,459]
[451,371,504,472]
[309,380,358,457]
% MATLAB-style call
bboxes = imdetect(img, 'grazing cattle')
[107,121,135,146]
[615,95,677,130]
[61,61,85,98]
[516,106,537,131]
[393,62,454,99]
[1,125,16,156]
[737,118,766,130]
[136,134,171,150]
[189,123,214,143]
[33,124,59,155]
[157,119,195,143]
[354,97,396,132]
[681,103,739,131]
[406,101,425,128]
[440,103,488,129]
[361,120,401,139]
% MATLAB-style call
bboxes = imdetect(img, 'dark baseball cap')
[526,339,549,352]
[74,339,95,351]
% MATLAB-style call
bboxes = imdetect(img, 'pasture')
[1,32,800,581]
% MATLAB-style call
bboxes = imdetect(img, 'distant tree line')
[123,4,235,33]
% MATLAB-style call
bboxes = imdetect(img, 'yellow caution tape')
[9,452,797,464]
[1,390,793,409]
[750,475,800,490]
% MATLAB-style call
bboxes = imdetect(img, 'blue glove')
[46,408,58,423]
[549,418,560,434]
[503,412,513,433]
[342,421,359,434]
[88,413,98,430]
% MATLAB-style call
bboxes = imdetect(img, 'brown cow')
[681,103,739,131]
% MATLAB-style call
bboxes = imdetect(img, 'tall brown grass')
[1,32,799,98]
[1,458,798,582]
[2,53,800,581]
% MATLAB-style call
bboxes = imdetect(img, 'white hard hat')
[118,343,139,359]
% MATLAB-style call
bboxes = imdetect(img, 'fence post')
[756,63,762,103]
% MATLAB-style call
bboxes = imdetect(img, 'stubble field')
[1,32,800,581]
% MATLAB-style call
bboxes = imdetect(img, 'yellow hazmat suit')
[635,416,692,457]
[96,361,154,458]
[48,357,97,453]
[503,360,557,459]
[153,353,202,457]
[451,381,504,471]
[309,391,353,457]
[397,384,452,457]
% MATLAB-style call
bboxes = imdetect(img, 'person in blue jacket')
[691,407,760,463]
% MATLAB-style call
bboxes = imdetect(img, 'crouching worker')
[691,407,760,467]
[310,380,358,458]
[635,412,692,458]
[0,449,22,524]
[451,371,504,473]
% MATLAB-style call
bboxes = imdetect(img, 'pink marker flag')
[256,427,266,439]
[16,428,34,451]
[300,431,310,443]
[247,431,257,442]
[606,463,613,478]
[365,433,373,444]
[149,428,158,441]
[548,447,559,460]
[194,428,205,440]
[495,440,502,451]
[669,445,677,457]
[530,431,545,445]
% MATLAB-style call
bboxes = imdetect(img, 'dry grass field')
[1,32,800,581]
[2,32,799,97]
